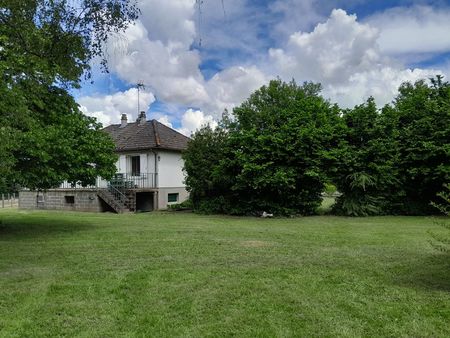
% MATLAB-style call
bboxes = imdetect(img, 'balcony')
[58,173,158,190]
[106,173,158,190]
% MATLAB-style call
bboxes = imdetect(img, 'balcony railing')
[58,173,158,190]
[108,173,157,190]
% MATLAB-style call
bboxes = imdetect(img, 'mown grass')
[0,209,449,337]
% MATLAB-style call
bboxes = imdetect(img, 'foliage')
[167,199,193,211]
[0,0,139,86]
[329,98,400,216]
[430,184,450,252]
[329,76,450,216]
[323,182,337,196]
[183,123,233,214]
[15,88,118,189]
[184,80,342,215]
[0,0,138,190]
[389,76,450,214]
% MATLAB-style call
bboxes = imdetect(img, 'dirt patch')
[241,240,272,248]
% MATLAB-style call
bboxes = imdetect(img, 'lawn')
[0,210,449,337]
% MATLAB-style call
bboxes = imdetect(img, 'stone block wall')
[19,190,103,212]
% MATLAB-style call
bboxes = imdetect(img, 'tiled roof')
[103,119,190,152]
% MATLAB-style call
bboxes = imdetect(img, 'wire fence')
[1,193,18,208]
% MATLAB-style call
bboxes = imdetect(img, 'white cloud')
[269,9,386,85]
[104,4,270,118]
[78,88,155,126]
[365,6,450,56]
[157,115,173,128]
[177,109,218,136]
[154,109,218,137]
[107,21,207,107]
[205,65,270,114]
[268,8,446,107]
[138,0,196,47]
[324,67,443,108]
[86,2,450,130]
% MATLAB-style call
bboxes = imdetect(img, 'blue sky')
[75,0,450,134]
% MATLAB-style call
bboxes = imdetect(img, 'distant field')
[0,210,449,337]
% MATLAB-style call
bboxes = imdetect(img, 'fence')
[1,193,18,208]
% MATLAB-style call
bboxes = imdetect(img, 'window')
[168,193,179,203]
[131,155,140,176]
[65,196,75,204]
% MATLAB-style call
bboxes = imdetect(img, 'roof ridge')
[153,119,191,139]
[152,119,161,147]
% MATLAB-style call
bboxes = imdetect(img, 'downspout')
[151,120,161,210]
[151,149,158,210]
[151,149,159,188]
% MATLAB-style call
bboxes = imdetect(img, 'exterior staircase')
[97,187,132,213]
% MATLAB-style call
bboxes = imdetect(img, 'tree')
[390,76,450,214]
[0,0,139,191]
[0,0,139,86]
[330,76,450,216]
[329,98,400,216]
[184,80,342,215]
[183,123,234,213]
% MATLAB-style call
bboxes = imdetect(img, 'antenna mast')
[137,81,145,114]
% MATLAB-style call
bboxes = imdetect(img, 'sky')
[74,0,450,135]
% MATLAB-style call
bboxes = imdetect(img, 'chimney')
[137,111,147,125]
[120,114,127,128]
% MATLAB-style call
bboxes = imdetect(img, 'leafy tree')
[227,80,342,215]
[390,76,450,214]
[0,0,139,86]
[183,123,233,214]
[12,88,117,189]
[184,80,342,215]
[330,77,450,216]
[329,98,400,216]
[0,0,138,191]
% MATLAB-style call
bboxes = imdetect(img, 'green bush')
[167,199,193,211]
[430,184,450,253]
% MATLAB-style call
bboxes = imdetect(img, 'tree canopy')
[183,77,450,216]
[0,0,139,192]
[183,80,342,215]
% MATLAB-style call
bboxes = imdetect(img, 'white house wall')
[146,153,156,173]
[157,150,185,188]
[116,153,156,175]
[118,156,127,173]
[113,150,189,209]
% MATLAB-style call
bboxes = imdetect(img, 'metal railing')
[109,173,157,190]
[107,184,128,207]
[58,173,157,190]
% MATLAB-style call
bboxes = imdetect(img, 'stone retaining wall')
[19,190,103,212]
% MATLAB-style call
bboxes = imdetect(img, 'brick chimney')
[120,114,127,128]
[137,111,147,125]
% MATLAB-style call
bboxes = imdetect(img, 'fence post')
[1,194,4,208]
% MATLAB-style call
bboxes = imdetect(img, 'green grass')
[0,209,449,337]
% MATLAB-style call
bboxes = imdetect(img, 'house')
[19,112,190,213]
